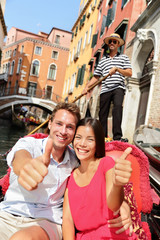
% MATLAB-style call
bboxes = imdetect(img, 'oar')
[72,73,110,103]
[27,73,110,135]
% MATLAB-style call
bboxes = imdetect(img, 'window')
[79,14,86,29]
[5,50,12,59]
[48,64,56,80]
[71,47,75,62]
[55,35,60,44]
[52,51,58,59]
[13,48,17,56]
[88,24,93,44]
[121,0,129,8]
[98,8,102,22]
[10,61,15,75]
[31,60,40,76]
[76,64,86,87]
[91,33,98,48]
[17,58,22,74]
[70,73,76,92]
[21,45,24,53]
[106,0,109,7]
[100,15,107,37]
[106,1,117,27]
[62,80,67,95]
[28,82,37,97]
[68,51,71,65]
[35,46,42,55]
[83,31,88,49]
[66,77,70,94]
[115,19,128,53]
[77,38,82,55]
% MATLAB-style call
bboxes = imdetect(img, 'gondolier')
[84,33,132,141]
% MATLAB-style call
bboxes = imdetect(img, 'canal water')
[0,119,44,176]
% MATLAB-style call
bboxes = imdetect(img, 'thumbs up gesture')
[113,147,132,186]
[18,138,53,191]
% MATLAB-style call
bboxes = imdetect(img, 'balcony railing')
[0,87,64,103]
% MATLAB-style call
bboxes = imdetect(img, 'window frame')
[16,58,22,74]
[35,46,42,56]
[52,50,59,60]
[30,59,40,76]
[48,63,57,80]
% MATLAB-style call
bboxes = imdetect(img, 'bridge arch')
[0,95,57,114]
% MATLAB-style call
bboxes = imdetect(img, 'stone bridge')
[0,95,57,114]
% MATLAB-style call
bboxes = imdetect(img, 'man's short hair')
[50,102,81,124]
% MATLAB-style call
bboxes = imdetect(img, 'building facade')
[0,0,7,95]
[62,0,99,117]
[123,0,160,141]
[63,0,159,142]
[1,27,72,103]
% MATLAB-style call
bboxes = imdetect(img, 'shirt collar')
[42,137,70,165]
[106,52,120,58]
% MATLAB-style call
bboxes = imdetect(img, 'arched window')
[10,60,15,75]
[31,60,40,76]
[17,58,22,74]
[48,64,56,80]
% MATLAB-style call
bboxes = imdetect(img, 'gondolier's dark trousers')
[99,88,125,140]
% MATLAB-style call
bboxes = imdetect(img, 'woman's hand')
[113,147,132,186]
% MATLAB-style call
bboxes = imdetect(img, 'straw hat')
[104,33,125,46]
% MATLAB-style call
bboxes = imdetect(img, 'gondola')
[11,105,27,128]
[133,124,160,170]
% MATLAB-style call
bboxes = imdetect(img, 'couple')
[0,102,136,239]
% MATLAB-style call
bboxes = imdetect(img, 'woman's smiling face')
[73,125,96,162]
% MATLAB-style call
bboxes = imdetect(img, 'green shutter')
[91,34,98,48]
[71,32,74,40]
[83,14,86,22]
[106,9,112,27]
[79,64,86,85]
[76,68,81,87]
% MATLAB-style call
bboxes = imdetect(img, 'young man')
[0,102,80,240]
[0,102,132,240]
[84,33,132,141]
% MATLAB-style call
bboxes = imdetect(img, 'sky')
[4,0,81,35]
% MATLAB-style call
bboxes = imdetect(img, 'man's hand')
[113,147,132,186]
[108,201,133,235]
[18,138,53,191]
[109,67,118,76]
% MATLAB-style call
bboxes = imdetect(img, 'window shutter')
[110,1,117,21]
[79,64,86,85]
[121,0,127,8]
[71,32,74,40]
[105,9,112,27]
[83,14,86,22]
[91,34,98,48]
[100,15,106,36]
[76,68,81,87]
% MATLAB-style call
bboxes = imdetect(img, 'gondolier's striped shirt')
[94,53,132,95]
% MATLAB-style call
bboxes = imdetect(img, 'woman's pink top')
[67,156,137,239]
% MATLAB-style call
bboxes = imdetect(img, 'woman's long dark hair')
[75,117,105,158]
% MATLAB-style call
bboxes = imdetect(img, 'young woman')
[62,118,137,239]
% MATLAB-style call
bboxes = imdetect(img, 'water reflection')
[0,119,45,176]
